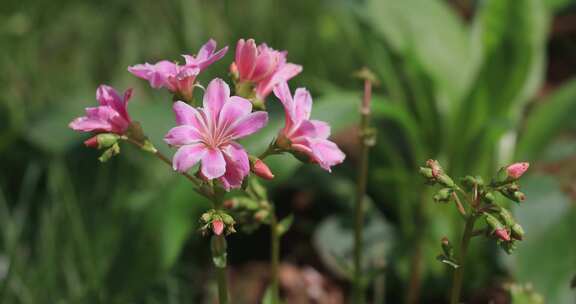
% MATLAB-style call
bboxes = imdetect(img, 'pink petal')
[293,88,312,122]
[250,50,277,82]
[235,39,257,81]
[164,125,203,146]
[203,78,230,122]
[217,96,253,131]
[172,101,207,131]
[201,148,226,179]
[196,39,216,61]
[310,120,331,139]
[219,143,250,190]
[257,63,302,99]
[228,111,269,139]
[310,139,346,172]
[69,116,113,133]
[96,85,131,121]
[128,61,179,90]
[172,143,207,172]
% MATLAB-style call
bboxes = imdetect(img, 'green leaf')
[312,208,394,281]
[436,254,459,269]
[277,214,294,236]
[504,174,576,303]
[363,0,473,106]
[448,0,548,174]
[516,78,576,160]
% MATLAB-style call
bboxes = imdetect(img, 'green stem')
[211,235,229,304]
[353,78,373,304]
[270,205,280,304]
[450,215,477,304]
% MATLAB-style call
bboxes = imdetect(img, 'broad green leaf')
[504,174,576,303]
[363,0,473,107]
[516,78,576,160]
[313,207,394,281]
[449,0,548,174]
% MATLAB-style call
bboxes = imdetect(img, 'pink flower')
[128,39,228,100]
[506,162,529,179]
[164,78,268,190]
[233,39,302,100]
[273,82,345,172]
[69,85,132,134]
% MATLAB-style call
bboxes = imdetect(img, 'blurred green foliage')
[1,0,575,303]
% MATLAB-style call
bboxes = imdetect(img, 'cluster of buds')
[420,160,530,256]
[200,209,236,236]
[223,178,273,233]
[84,133,121,162]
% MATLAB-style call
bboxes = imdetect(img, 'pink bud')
[506,162,529,179]
[84,136,99,148]
[252,159,274,180]
[494,228,511,241]
[212,220,224,236]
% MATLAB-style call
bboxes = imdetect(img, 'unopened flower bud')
[254,210,269,222]
[230,62,239,80]
[419,167,434,179]
[201,212,212,223]
[85,133,120,149]
[506,162,529,179]
[498,208,515,227]
[437,175,455,188]
[223,199,237,209]
[494,228,511,241]
[426,159,442,178]
[482,192,496,204]
[514,191,526,202]
[84,136,99,148]
[441,237,454,257]
[485,213,505,231]
[220,213,235,226]
[433,188,453,203]
[511,223,524,240]
[212,220,224,236]
[251,159,274,180]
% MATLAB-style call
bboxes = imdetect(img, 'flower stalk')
[353,69,376,303]
[270,204,281,304]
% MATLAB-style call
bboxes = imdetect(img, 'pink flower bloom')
[69,85,132,134]
[273,82,345,172]
[212,220,224,236]
[233,39,302,100]
[164,78,268,190]
[506,162,529,179]
[128,39,228,100]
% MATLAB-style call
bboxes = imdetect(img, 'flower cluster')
[420,160,530,263]
[69,37,345,202]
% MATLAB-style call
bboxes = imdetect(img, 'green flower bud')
[220,213,235,226]
[433,188,453,203]
[482,192,496,204]
[419,167,434,179]
[511,223,524,240]
[498,208,515,227]
[201,212,212,223]
[484,213,505,231]
[437,175,455,188]
[441,237,454,258]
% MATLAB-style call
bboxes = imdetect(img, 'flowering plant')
[69,38,344,304]
[420,160,530,304]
